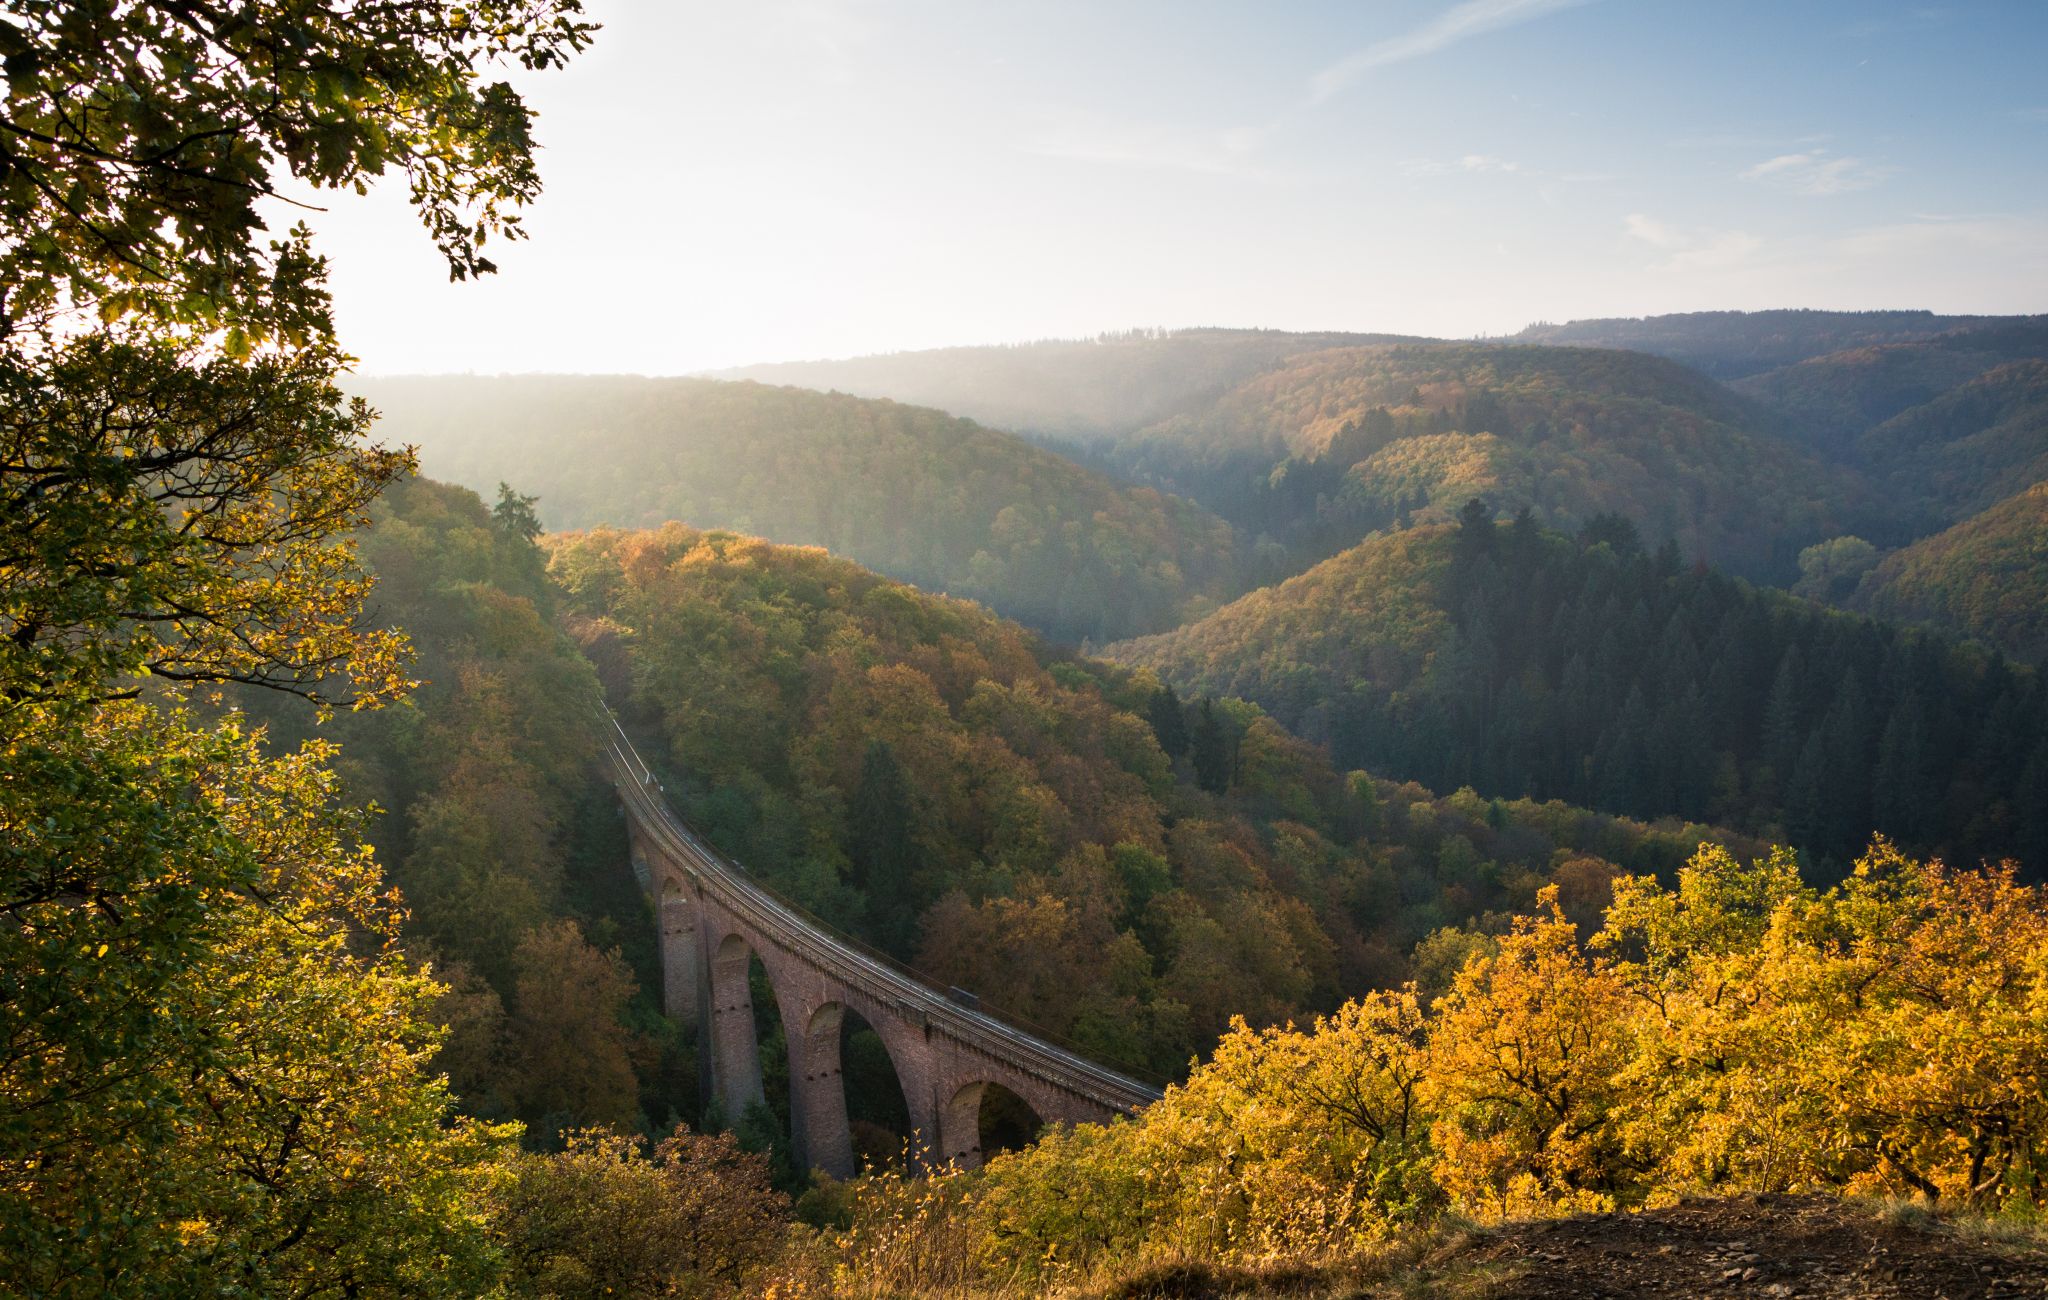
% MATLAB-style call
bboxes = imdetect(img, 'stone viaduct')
[601,716,1162,1178]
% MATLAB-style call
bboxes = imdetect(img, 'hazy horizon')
[338,308,2036,382]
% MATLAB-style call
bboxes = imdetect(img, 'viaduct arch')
[604,717,1161,1177]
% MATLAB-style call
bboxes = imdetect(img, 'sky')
[306,0,2048,375]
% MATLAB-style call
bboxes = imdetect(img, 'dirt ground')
[1455,1193,2048,1299]
[1098,1193,2048,1300]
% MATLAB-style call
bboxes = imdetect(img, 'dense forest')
[1858,358,2048,520]
[542,522,1753,1083]
[1109,507,2048,873]
[356,375,1238,644]
[362,316,2048,660]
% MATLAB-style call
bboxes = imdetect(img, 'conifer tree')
[850,740,921,954]
[1190,699,1233,794]
[1148,682,1191,757]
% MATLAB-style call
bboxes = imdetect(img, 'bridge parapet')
[599,717,1161,1175]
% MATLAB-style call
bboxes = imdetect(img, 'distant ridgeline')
[1108,509,2048,876]
[1513,308,2028,379]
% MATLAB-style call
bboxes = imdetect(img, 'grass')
[1869,1194,2048,1253]
[1055,1223,1515,1300]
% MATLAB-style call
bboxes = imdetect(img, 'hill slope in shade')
[351,374,1235,645]
[1113,342,1860,581]
[1859,358,2048,520]
[1859,481,2048,664]
[715,328,1426,441]
[1730,315,2048,435]
[1106,517,2048,870]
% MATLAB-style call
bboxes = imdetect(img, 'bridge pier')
[708,933,767,1121]
[658,880,704,1023]
[626,820,654,892]
[939,1081,989,1170]
[791,1003,856,1179]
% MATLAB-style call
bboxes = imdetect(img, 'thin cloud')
[1741,149,1891,196]
[1672,231,1764,270]
[1019,112,1267,177]
[1405,153,1524,176]
[1668,131,1833,151]
[1844,7,1951,39]
[1624,213,1761,269]
[1310,0,1594,102]
[1835,212,2047,259]
[1623,213,1686,250]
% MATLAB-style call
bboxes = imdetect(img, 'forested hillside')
[1102,342,1861,583]
[1108,508,2048,872]
[238,477,691,1138]
[543,523,1755,1080]
[1859,482,2048,665]
[716,328,1418,440]
[353,375,1237,644]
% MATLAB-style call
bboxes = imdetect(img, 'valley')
[317,312,2048,1201]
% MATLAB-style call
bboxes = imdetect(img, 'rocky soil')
[1097,1193,2048,1299]
[1462,1193,2048,1299]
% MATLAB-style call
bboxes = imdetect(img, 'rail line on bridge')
[599,711,1163,1174]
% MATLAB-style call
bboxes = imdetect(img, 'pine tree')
[1819,671,1873,853]
[1871,691,1930,845]
[1598,685,1653,816]
[492,482,544,543]
[1653,535,1683,578]
[1455,497,1497,569]
[1760,647,1805,805]
[1508,506,1542,560]
[850,741,920,954]
[1580,513,1643,558]
[1190,699,1232,795]
[1787,731,1830,857]
[1147,682,1190,757]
